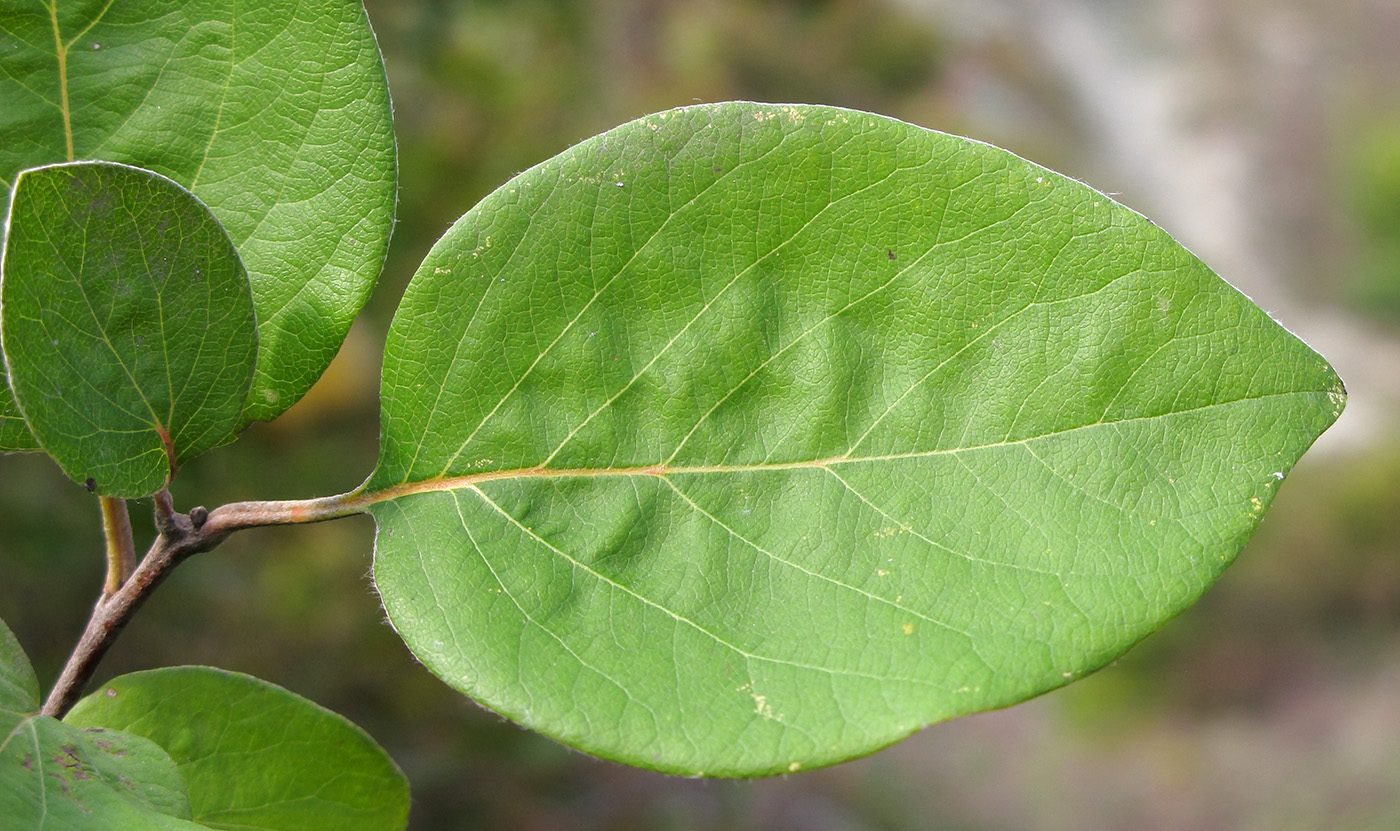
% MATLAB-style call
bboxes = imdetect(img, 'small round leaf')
[66,667,410,831]
[1,161,256,497]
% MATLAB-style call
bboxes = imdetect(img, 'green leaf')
[368,103,1344,776]
[0,721,204,830]
[0,365,39,452]
[0,616,205,830]
[66,667,410,831]
[0,0,396,428]
[1,161,256,497]
[0,615,39,739]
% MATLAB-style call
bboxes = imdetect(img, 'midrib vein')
[368,456,843,506]
[48,1,73,160]
[364,388,1323,507]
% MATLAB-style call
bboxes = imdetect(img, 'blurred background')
[3,0,1399,827]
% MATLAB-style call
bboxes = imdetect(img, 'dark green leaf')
[0,615,38,739]
[0,365,39,451]
[0,616,204,830]
[0,0,396,427]
[369,103,1344,775]
[67,667,409,831]
[1,161,256,497]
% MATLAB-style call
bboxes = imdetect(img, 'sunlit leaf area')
[2,0,1396,828]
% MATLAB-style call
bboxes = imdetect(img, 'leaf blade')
[370,102,1344,775]
[1,161,256,497]
[0,616,204,830]
[0,0,396,428]
[0,366,39,451]
[0,614,38,740]
[0,719,204,830]
[66,667,410,831]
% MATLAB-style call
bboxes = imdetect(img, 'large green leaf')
[66,667,409,831]
[1,161,256,497]
[0,616,205,830]
[368,102,1343,775]
[0,0,396,430]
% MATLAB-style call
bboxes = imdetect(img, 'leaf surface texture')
[368,102,1343,775]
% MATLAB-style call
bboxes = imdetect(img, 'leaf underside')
[0,0,395,436]
[380,102,1341,776]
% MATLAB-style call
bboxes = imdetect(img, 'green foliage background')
[2,0,1397,828]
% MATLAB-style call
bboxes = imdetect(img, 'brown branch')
[41,490,366,719]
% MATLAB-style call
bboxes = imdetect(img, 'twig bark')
[41,490,366,718]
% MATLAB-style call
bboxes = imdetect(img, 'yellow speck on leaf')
[750,691,776,720]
